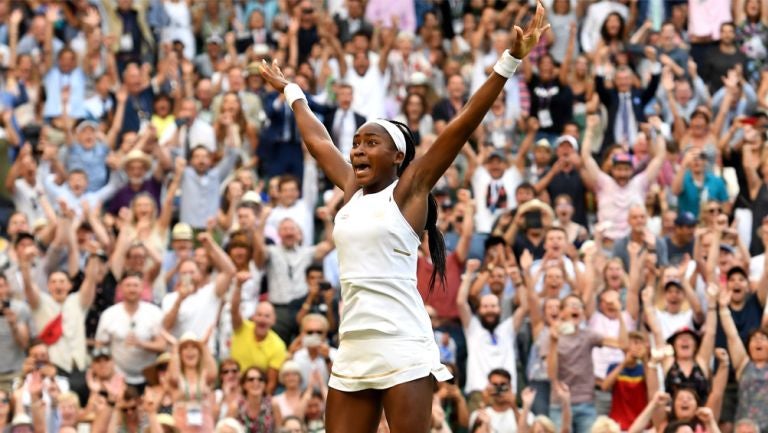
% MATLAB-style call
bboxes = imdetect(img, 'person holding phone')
[259,3,549,431]
[295,264,337,333]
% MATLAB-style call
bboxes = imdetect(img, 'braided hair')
[387,120,447,291]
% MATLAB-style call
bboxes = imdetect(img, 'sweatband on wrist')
[283,83,306,110]
[493,50,522,78]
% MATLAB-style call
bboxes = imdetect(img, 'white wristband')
[283,83,306,110]
[493,50,522,78]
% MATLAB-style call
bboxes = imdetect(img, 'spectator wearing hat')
[470,147,524,234]
[647,279,703,341]
[0,272,32,392]
[83,346,125,400]
[671,147,728,219]
[601,331,650,431]
[536,127,589,227]
[9,412,40,433]
[162,223,196,293]
[612,203,669,272]
[107,148,167,216]
[63,118,114,192]
[273,360,308,417]
[95,272,165,390]
[194,34,224,79]
[580,115,667,242]
[665,212,698,265]
[715,265,767,349]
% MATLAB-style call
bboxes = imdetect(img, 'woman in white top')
[258,5,549,431]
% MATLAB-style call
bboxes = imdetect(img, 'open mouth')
[570,312,580,320]
[353,163,371,175]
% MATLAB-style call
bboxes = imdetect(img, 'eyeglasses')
[305,330,324,335]
[246,376,266,383]
[222,368,239,375]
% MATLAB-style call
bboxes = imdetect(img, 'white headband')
[364,119,407,154]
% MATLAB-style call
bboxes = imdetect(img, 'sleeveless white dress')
[329,180,452,391]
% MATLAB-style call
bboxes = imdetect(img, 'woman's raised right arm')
[259,62,353,191]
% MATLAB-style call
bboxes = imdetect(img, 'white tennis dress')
[329,180,452,391]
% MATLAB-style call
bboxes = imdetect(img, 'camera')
[493,383,510,395]
[319,281,332,292]
[524,210,543,229]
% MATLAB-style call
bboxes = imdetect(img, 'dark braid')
[387,120,447,290]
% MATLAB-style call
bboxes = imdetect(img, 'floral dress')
[237,395,274,433]
[737,361,768,432]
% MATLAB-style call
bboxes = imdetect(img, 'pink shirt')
[365,0,416,33]
[688,0,732,40]
[588,311,636,379]
[595,171,649,240]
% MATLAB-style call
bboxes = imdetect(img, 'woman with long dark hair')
[258,4,549,431]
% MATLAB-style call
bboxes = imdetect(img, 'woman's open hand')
[259,59,290,93]
[510,1,550,59]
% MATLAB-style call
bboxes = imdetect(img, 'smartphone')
[524,211,543,229]
[319,282,332,292]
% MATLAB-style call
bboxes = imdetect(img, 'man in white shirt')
[161,233,235,350]
[96,272,165,388]
[472,150,523,233]
[265,176,314,247]
[457,260,526,399]
[290,314,337,387]
[338,26,393,120]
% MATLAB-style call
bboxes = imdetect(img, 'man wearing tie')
[595,47,661,152]
[312,83,366,158]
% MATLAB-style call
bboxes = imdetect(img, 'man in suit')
[311,83,366,157]
[595,47,661,151]
[334,0,374,44]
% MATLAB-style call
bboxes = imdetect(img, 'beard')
[480,314,500,332]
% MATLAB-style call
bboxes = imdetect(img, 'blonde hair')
[591,416,621,433]
[58,391,81,409]
[301,314,329,333]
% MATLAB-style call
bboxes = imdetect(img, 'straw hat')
[122,149,152,169]
[142,352,171,386]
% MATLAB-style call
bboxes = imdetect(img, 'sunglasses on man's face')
[305,329,324,335]
[221,368,239,375]
[246,376,266,383]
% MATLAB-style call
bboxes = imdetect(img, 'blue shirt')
[66,142,110,191]
[43,67,87,119]
[179,147,239,228]
[678,170,728,218]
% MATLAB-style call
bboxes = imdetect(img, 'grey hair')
[734,419,761,433]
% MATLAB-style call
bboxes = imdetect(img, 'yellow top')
[230,320,287,372]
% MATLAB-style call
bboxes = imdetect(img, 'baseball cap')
[75,119,100,133]
[556,135,579,151]
[674,211,697,227]
[488,150,506,160]
[206,34,223,45]
[726,266,748,280]
[664,279,683,291]
[241,191,262,204]
[534,138,551,149]
[720,243,736,254]
[612,153,633,167]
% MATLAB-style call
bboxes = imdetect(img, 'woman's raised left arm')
[398,2,550,195]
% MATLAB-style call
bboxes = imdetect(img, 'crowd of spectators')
[0,0,767,433]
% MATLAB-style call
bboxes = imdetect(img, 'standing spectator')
[665,212,697,266]
[471,149,524,234]
[177,146,239,230]
[161,233,235,342]
[457,259,526,402]
[547,294,628,433]
[0,274,32,392]
[432,75,466,135]
[95,272,165,390]
[315,83,366,157]
[579,115,667,242]
[671,148,729,219]
[595,49,661,149]
[254,209,334,343]
[611,204,670,271]
[231,271,287,395]
[289,313,337,389]
[700,23,747,93]
[601,332,650,431]
[334,0,373,44]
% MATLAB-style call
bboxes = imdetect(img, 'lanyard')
[182,374,202,402]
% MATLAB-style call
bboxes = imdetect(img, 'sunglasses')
[246,376,266,383]
[222,368,239,375]
[305,330,324,335]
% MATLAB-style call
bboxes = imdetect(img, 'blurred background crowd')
[0,0,767,433]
